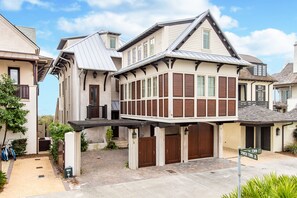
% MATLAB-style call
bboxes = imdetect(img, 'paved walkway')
[1,156,65,198]
[31,156,297,198]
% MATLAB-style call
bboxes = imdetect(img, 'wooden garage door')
[165,135,181,164]
[188,123,214,160]
[138,137,156,168]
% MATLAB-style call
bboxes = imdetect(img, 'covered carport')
[67,119,151,176]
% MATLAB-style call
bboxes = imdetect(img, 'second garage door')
[188,123,214,160]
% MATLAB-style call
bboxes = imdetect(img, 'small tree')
[0,74,28,145]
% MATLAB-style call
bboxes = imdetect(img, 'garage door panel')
[165,135,181,164]
[188,125,199,160]
[139,137,156,167]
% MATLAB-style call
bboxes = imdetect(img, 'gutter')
[282,122,293,151]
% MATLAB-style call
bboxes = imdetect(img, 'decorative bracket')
[130,70,136,78]
[195,61,202,71]
[152,63,158,72]
[122,73,128,80]
[103,72,109,91]
[162,59,170,68]
[237,66,243,74]
[140,67,146,75]
[170,58,176,69]
[217,63,224,73]
[83,70,88,91]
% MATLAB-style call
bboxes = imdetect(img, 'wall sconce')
[276,127,280,136]
[132,130,137,139]
[184,127,189,135]
[93,71,97,79]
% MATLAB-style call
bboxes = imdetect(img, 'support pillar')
[218,124,224,158]
[180,126,188,163]
[155,127,165,166]
[256,126,261,148]
[65,131,81,176]
[128,128,138,169]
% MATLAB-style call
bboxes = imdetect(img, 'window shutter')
[219,77,227,98]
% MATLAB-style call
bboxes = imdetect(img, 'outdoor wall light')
[93,71,97,78]
[132,130,137,139]
[276,127,280,136]
[184,127,189,135]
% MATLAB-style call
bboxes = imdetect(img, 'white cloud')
[225,29,297,59]
[0,0,50,11]
[60,2,81,12]
[58,0,238,37]
[40,49,56,58]
[230,6,241,13]
[37,30,52,39]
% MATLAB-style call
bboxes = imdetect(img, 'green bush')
[11,138,27,156]
[285,143,297,154]
[105,141,118,149]
[293,128,297,141]
[0,171,7,192]
[223,173,297,198]
[81,132,88,152]
[106,127,113,143]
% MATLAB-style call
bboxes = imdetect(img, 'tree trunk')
[2,123,7,146]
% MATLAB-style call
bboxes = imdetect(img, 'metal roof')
[107,49,122,58]
[239,54,263,64]
[57,35,87,50]
[62,32,117,72]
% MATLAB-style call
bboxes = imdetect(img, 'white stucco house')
[0,14,52,154]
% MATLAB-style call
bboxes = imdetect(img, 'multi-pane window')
[129,83,132,99]
[153,77,157,97]
[208,76,215,96]
[149,38,155,56]
[141,80,146,98]
[127,50,131,65]
[203,29,210,49]
[256,85,265,101]
[147,78,152,97]
[253,65,267,76]
[110,36,116,49]
[143,41,148,58]
[124,84,127,99]
[8,67,19,84]
[197,76,205,96]
[137,45,142,61]
[132,48,136,63]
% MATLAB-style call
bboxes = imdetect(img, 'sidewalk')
[1,156,65,198]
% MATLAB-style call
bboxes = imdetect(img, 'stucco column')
[65,131,81,176]
[128,128,138,170]
[256,126,261,148]
[218,125,224,158]
[155,127,165,166]
[213,125,218,158]
[180,126,188,163]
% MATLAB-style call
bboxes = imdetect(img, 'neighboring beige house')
[114,10,251,169]
[0,15,52,154]
[51,31,127,149]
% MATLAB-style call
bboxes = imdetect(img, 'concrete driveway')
[32,155,297,198]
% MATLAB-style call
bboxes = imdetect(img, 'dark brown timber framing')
[83,70,88,91]
[103,72,109,91]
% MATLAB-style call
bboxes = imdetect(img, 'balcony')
[238,101,268,109]
[15,85,29,99]
[87,105,107,119]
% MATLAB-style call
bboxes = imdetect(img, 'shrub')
[11,138,27,156]
[285,143,297,155]
[223,173,297,198]
[81,132,88,152]
[0,171,7,192]
[106,141,118,149]
[293,128,297,141]
[106,127,113,143]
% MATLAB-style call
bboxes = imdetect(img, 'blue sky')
[1,0,296,115]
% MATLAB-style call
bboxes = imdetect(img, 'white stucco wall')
[271,123,296,152]
[223,123,244,150]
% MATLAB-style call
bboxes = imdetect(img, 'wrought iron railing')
[238,101,268,109]
[15,85,29,99]
[86,105,107,119]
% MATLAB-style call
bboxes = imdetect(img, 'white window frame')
[109,36,116,49]
[132,47,136,64]
[149,37,155,56]
[208,76,216,97]
[147,78,152,97]
[127,50,131,65]
[124,84,127,99]
[202,29,210,50]
[197,75,205,97]
[143,41,148,58]
[153,76,157,97]
[141,79,146,98]
[137,45,142,61]
[129,83,132,100]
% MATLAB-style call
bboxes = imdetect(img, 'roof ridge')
[63,32,102,51]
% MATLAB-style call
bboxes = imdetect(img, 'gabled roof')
[57,35,87,50]
[239,54,263,64]
[52,32,120,75]
[273,63,297,86]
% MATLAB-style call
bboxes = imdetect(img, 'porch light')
[132,130,137,139]
[93,71,97,78]
[276,127,280,136]
[184,127,189,135]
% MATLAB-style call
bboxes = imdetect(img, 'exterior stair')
[113,138,128,149]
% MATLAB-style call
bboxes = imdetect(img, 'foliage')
[81,132,88,152]
[0,171,7,192]
[106,127,113,143]
[125,161,129,168]
[38,115,54,135]
[106,141,118,149]
[223,173,297,198]
[11,138,27,156]
[285,143,297,155]
[0,74,29,145]
[49,122,73,162]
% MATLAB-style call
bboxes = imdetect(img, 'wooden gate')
[261,127,271,151]
[165,134,181,164]
[188,123,213,160]
[246,126,254,148]
[138,137,156,167]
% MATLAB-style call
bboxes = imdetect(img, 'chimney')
[294,41,297,73]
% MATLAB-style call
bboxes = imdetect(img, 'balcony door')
[89,85,100,118]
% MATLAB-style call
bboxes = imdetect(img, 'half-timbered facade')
[115,10,251,169]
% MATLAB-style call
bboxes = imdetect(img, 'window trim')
[127,50,131,65]
[202,29,210,50]
[8,67,20,85]
[147,78,152,97]
[109,36,116,49]
[197,75,205,97]
[208,76,216,97]
[141,79,146,98]
[152,76,158,97]
[149,37,155,56]
[132,47,136,64]
[143,41,148,59]
[137,45,142,61]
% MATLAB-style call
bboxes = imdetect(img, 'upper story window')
[147,78,152,97]
[8,67,20,84]
[253,64,267,76]
[110,36,116,49]
[153,77,157,97]
[141,80,146,98]
[197,76,205,96]
[132,47,136,64]
[256,85,266,101]
[203,29,210,49]
[137,45,142,61]
[208,76,215,97]
[124,84,127,99]
[127,50,131,65]
[149,38,155,56]
[129,83,132,99]
[143,41,148,58]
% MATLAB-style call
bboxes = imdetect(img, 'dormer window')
[132,47,136,63]
[110,36,116,49]
[203,29,210,49]
[137,45,142,61]
[143,41,148,58]
[149,38,155,56]
[253,64,267,76]
[127,50,131,65]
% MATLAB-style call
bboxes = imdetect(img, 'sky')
[1,0,297,115]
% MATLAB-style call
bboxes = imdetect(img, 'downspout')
[282,122,293,151]
[251,81,256,101]
[267,82,274,109]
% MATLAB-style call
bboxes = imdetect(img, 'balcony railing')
[86,105,107,119]
[238,101,268,109]
[15,85,29,99]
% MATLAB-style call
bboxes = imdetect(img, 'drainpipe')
[282,122,293,151]
[251,81,256,101]
[267,82,274,109]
